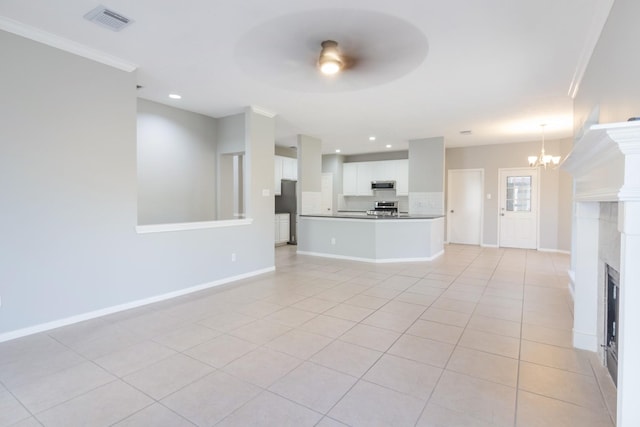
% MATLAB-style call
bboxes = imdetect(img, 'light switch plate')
[262,189,270,196]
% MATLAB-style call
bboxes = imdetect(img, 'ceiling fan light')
[319,40,343,75]
[320,59,341,75]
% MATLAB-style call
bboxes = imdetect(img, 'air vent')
[459,130,472,135]
[84,5,134,32]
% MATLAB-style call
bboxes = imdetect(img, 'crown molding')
[249,105,277,118]
[0,16,137,72]
[567,0,615,99]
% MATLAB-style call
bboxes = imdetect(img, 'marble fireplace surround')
[562,121,640,427]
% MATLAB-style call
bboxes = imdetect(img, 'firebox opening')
[605,263,620,386]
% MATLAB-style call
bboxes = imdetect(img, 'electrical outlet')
[331,237,336,245]
[231,253,236,262]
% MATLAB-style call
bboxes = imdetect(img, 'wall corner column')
[572,201,600,351]
[617,201,640,426]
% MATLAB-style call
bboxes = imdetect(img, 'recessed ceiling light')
[335,149,341,153]
[369,136,376,141]
[386,144,392,148]
[169,93,182,99]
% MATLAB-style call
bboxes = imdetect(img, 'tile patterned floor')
[0,245,617,426]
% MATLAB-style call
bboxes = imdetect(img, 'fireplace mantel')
[562,121,640,427]
[563,121,640,202]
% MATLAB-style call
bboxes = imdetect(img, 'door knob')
[450,210,454,213]
[500,213,505,216]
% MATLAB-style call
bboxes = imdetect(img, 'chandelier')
[528,124,561,168]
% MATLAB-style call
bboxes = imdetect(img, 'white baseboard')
[538,247,571,255]
[481,243,499,248]
[296,250,443,264]
[0,266,275,343]
[573,329,599,351]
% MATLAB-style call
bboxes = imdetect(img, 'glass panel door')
[505,176,532,212]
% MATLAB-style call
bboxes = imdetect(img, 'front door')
[498,168,538,249]
[447,169,483,245]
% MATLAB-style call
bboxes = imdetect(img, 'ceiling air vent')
[84,5,134,32]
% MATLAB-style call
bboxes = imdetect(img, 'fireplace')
[605,264,619,385]
[562,120,640,426]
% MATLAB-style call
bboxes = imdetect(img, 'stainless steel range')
[366,200,399,216]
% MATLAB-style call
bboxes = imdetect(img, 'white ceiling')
[0,0,613,154]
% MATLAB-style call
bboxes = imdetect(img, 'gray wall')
[321,154,344,213]
[275,145,297,158]
[137,99,217,225]
[297,134,322,192]
[409,137,445,193]
[217,114,246,220]
[217,113,245,154]
[0,31,275,337]
[574,0,640,133]
[445,139,572,250]
[344,151,408,163]
[245,109,276,248]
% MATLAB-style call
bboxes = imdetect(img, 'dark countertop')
[300,213,444,220]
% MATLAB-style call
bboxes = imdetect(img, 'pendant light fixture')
[318,40,343,75]
[528,124,561,168]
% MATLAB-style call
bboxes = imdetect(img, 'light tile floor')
[0,245,617,426]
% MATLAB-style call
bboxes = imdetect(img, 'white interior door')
[321,173,333,214]
[447,169,483,245]
[498,168,538,249]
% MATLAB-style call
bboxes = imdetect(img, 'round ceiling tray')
[234,9,429,92]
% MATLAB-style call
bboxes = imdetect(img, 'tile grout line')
[411,246,496,426]
[511,249,529,427]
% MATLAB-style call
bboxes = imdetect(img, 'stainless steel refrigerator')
[275,179,297,244]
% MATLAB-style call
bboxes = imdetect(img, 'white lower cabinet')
[275,213,290,245]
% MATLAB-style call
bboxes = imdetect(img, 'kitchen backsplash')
[338,192,409,212]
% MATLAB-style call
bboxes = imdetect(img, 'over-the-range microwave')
[371,180,396,190]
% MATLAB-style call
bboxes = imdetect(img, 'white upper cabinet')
[342,159,409,196]
[356,163,373,196]
[371,161,395,181]
[275,155,298,195]
[274,156,283,195]
[343,163,358,195]
[282,157,297,180]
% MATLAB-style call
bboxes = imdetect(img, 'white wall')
[0,31,275,339]
[137,99,217,225]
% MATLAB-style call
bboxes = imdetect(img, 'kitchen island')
[297,213,444,263]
